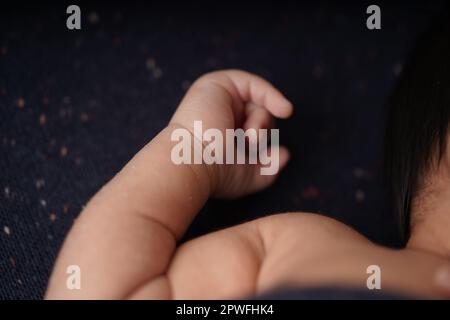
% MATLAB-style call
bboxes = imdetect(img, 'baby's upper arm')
[127,217,266,299]
[168,220,266,299]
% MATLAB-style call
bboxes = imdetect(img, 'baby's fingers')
[248,146,290,194]
[243,102,273,132]
[222,69,294,119]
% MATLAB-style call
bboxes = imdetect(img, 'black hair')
[385,13,450,244]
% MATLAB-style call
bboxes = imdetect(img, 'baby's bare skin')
[45,70,450,299]
[142,212,448,299]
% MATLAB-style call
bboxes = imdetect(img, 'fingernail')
[434,266,450,291]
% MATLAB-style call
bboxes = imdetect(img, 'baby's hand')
[169,69,293,198]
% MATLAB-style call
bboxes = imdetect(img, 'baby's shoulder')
[255,212,370,246]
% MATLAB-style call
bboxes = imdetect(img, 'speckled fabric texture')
[0,1,445,299]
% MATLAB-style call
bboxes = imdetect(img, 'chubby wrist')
[160,123,218,198]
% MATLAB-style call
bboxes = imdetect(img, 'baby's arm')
[45,70,292,299]
[46,124,211,299]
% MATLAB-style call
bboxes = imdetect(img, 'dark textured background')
[0,1,445,299]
